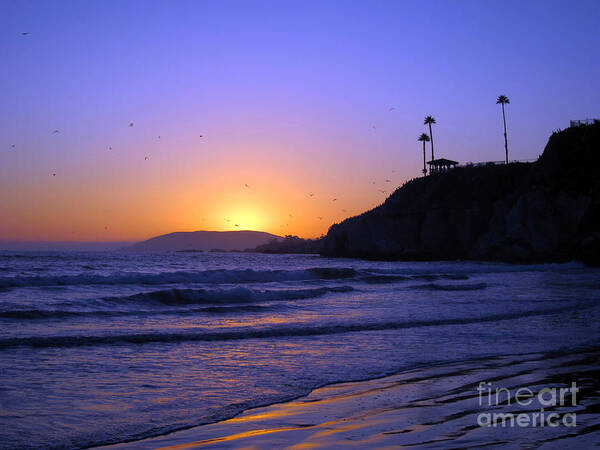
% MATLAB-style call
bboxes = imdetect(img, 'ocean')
[1,251,599,449]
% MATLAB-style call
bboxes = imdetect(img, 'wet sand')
[102,349,600,449]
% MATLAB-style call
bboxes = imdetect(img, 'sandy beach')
[101,349,600,449]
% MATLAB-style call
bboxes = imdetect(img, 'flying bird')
[235,224,239,227]
[385,179,391,182]
[244,184,250,188]
[144,156,149,160]
[199,135,203,138]
[332,198,337,202]
[10,144,15,149]
[318,216,323,220]
[388,107,395,111]
[308,193,315,197]
[342,209,347,212]
[158,135,161,139]
[52,173,56,177]
[129,122,134,127]
[288,213,293,217]
[108,146,112,150]
[21,32,29,36]
[52,130,60,134]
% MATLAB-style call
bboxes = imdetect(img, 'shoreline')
[98,348,600,449]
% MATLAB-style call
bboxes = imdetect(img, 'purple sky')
[1,0,599,240]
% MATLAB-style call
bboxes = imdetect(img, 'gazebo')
[427,158,458,174]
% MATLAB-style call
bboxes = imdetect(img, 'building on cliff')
[427,158,459,174]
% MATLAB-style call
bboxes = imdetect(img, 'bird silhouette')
[21,32,29,36]
[332,198,337,202]
[144,156,149,160]
[388,107,395,111]
[308,193,315,197]
[129,122,134,127]
[288,213,293,217]
[199,135,203,138]
[342,209,347,212]
[108,146,112,150]
[52,130,60,134]
[10,144,15,149]
[52,173,56,177]
[235,224,239,227]
[318,216,323,220]
[372,181,376,185]
[244,184,250,188]
[158,135,161,139]
[385,179,391,182]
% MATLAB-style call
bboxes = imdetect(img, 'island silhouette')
[124,230,282,252]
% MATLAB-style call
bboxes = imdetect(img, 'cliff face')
[322,123,600,264]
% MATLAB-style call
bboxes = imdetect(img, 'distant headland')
[123,230,282,252]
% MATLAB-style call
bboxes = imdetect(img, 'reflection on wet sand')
[103,349,600,449]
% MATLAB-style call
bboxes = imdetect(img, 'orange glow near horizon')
[0,130,400,241]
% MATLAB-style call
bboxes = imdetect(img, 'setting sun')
[219,204,266,231]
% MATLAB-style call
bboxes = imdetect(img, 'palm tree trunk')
[428,123,435,161]
[502,103,508,164]
[422,141,427,175]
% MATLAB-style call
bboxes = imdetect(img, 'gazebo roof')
[427,158,459,166]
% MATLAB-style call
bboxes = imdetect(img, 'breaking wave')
[0,304,584,349]
[109,285,355,306]
[0,286,354,319]
[410,282,488,291]
[0,267,358,288]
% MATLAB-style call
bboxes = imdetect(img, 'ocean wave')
[363,261,585,276]
[409,282,488,291]
[359,275,410,284]
[410,274,470,281]
[0,304,277,320]
[0,286,353,319]
[0,305,581,349]
[0,267,359,288]
[109,285,354,306]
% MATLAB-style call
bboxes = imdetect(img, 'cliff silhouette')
[322,123,600,265]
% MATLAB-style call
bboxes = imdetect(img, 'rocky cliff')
[321,123,600,264]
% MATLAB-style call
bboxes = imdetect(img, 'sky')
[1,0,599,241]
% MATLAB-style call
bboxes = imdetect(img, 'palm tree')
[496,95,510,164]
[424,116,436,160]
[418,133,430,176]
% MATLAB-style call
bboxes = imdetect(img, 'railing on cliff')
[457,158,537,168]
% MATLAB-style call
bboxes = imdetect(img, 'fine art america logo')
[477,382,578,427]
